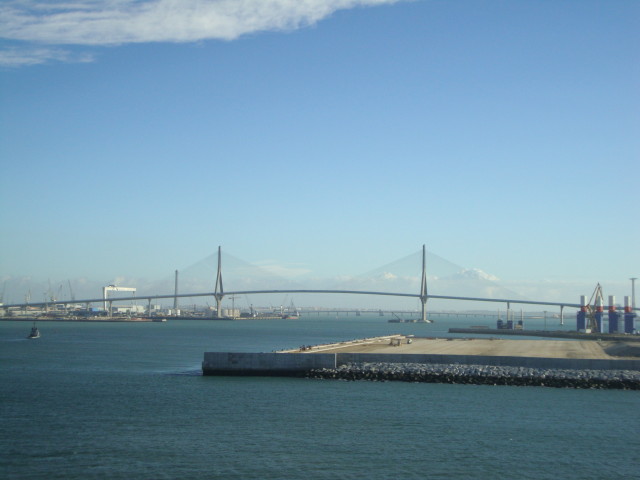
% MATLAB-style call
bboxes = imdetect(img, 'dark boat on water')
[27,324,40,339]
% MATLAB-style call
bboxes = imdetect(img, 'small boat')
[27,324,40,339]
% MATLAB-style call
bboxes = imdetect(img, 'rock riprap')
[307,362,640,389]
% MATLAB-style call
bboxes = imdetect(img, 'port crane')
[102,285,137,312]
[68,280,76,302]
[585,283,604,332]
[228,295,239,318]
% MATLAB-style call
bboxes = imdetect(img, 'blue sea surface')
[1,316,638,479]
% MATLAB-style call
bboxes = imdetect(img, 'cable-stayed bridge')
[2,246,609,323]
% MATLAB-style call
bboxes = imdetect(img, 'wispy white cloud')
[252,260,311,278]
[0,45,94,66]
[0,0,402,66]
[453,268,500,282]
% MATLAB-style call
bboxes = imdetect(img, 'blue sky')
[1,0,638,306]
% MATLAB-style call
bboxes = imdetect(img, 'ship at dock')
[282,302,300,320]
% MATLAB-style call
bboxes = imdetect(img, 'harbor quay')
[202,335,640,389]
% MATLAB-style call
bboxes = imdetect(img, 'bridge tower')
[173,270,179,313]
[214,246,224,318]
[419,244,431,323]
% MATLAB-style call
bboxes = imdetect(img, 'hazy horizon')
[1,247,634,311]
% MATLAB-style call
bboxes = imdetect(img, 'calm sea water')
[1,316,638,479]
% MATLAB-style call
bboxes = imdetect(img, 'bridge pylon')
[419,244,432,323]
[214,246,224,318]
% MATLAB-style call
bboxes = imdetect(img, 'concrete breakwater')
[202,353,640,389]
[306,362,640,390]
[202,351,640,375]
[202,335,640,388]
[202,352,336,376]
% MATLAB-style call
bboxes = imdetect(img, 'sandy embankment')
[298,337,639,360]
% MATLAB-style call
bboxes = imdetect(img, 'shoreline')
[0,315,283,322]
[0,316,163,323]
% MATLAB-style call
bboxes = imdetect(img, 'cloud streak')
[0,45,94,66]
[0,0,402,66]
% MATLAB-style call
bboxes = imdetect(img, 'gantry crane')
[102,285,137,314]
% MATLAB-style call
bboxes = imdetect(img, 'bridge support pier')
[420,298,428,323]
[215,296,224,318]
